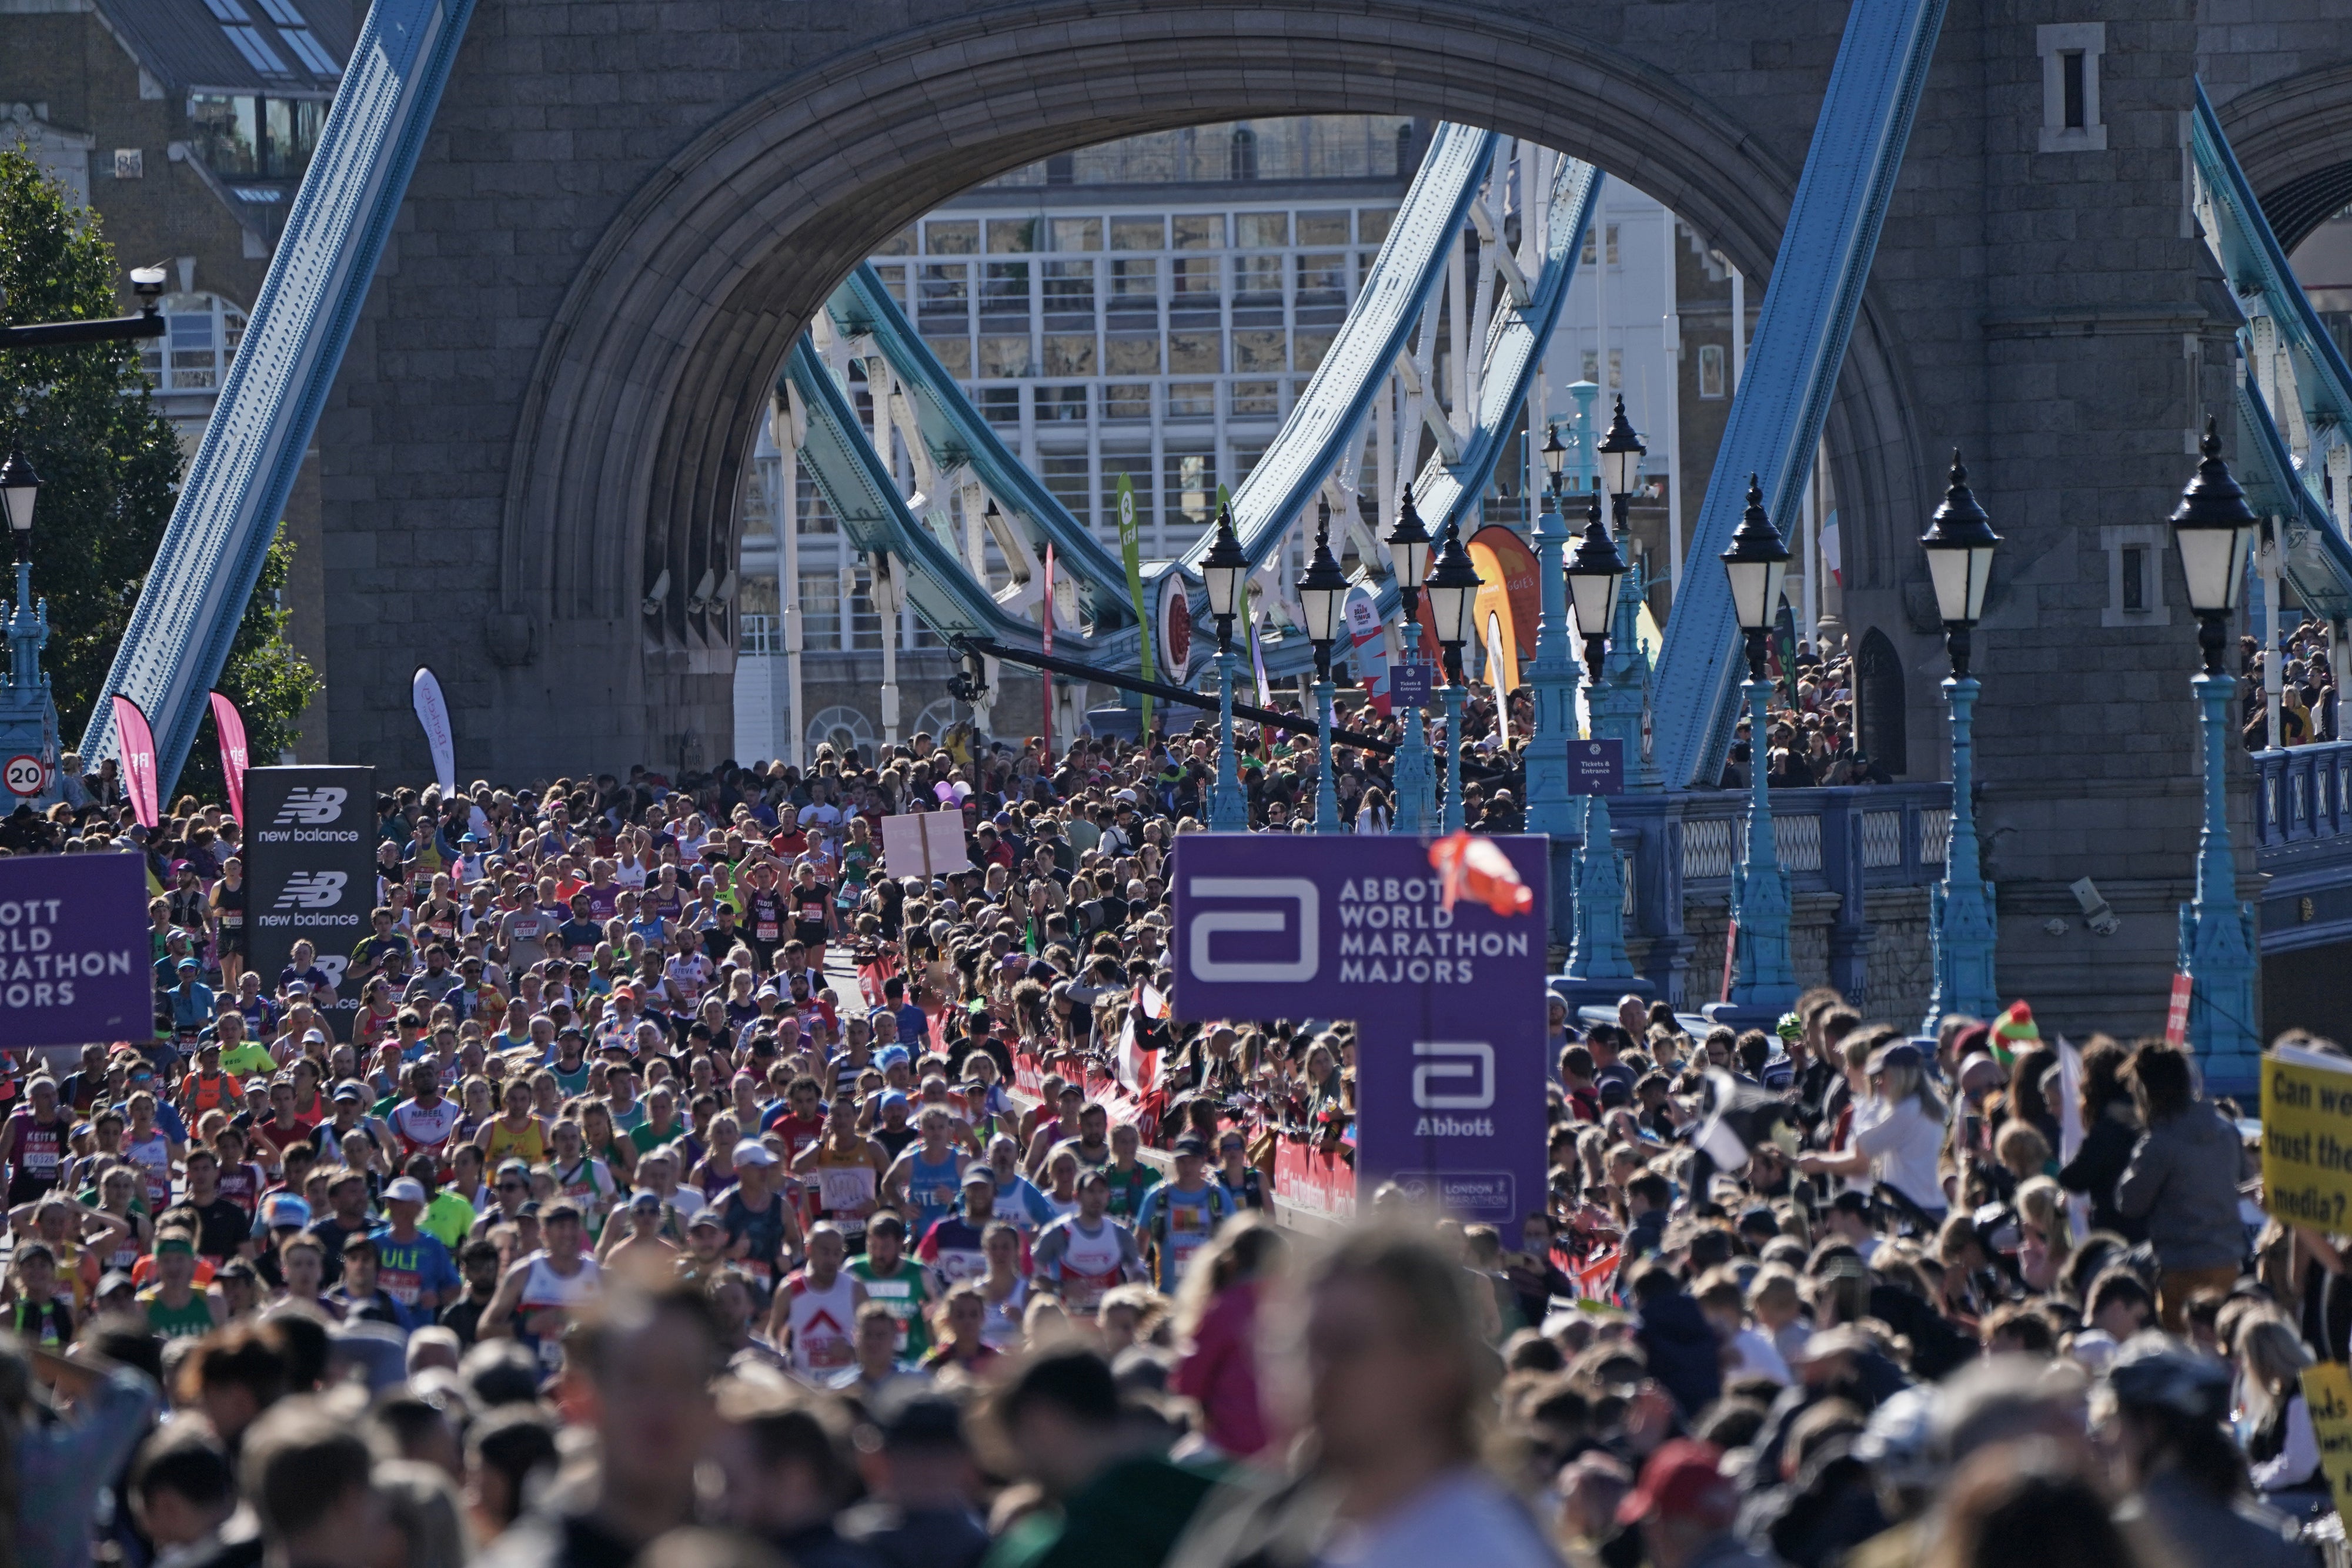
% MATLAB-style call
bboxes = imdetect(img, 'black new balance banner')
[243,766,376,1041]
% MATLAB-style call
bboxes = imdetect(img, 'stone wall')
[1626,885,1931,1026]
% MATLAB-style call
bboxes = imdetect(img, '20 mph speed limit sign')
[3,755,46,797]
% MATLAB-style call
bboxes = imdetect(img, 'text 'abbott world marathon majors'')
[242,766,376,1041]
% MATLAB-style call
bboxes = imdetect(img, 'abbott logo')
[1412,1041,1495,1109]
[272,787,348,825]
[1187,877,1319,983]
[272,871,348,910]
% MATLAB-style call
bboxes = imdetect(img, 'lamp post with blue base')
[0,444,61,811]
[1199,506,1251,832]
[1556,401,1659,1014]
[1384,493,1438,835]
[1558,484,1654,1005]
[1525,431,1585,947]
[1524,432,1581,845]
[1295,501,1350,835]
[1918,453,2002,1038]
[1424,517,1482,834]
[2168,419,2263,1099]
[1705,476,1799,1029]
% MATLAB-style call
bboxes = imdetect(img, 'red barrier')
[855,947,901,1008]
[1273,1139,1357,1222]
[1011,1049,1161,1141]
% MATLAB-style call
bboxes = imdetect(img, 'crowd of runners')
[0,722,2331,1568]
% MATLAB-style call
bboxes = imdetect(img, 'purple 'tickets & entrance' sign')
[1171,834,1548,1240]
[0,852,154,1049]
[1569,738,1624,796]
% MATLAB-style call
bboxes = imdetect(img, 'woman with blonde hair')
[1800,1040,1947,1222]
[2014,1176,2072,1295]
[2236,1312,2327,1516]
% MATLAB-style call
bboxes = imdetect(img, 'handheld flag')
[1429,831,1534,917]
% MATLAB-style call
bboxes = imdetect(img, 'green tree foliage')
[0,143,316,798]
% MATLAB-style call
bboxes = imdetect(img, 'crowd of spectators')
[0,723,2326,1568]
[2243,619,2343,748]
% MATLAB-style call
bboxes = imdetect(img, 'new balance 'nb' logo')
[271,787,347,825]
[272,871,347,910]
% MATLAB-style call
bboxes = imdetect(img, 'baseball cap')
[732,1138,779,1167]
[496,1159,531,1180]
[331,1081,365,1104]
[96,1271,135,1298]
[177,958,201,972]
[385,1177,428,1205]
[262,1194,313,1229]
[880,1090,910,1114]
[302,1028,328,1045]
[1172,1135,1208,1158]
[1617,1440,1736,1529]
[961,1165,995,1188]
[630,1189,663,1211]
[688,1209,725,1231]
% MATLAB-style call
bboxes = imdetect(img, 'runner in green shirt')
[1102,1124,1160,1222]
[847,1211,937,1362]
[139,1232,218,1340]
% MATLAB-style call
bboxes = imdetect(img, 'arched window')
[1855,628,1907,777]
[1229,125,1259,182]
[138,293,248,392]
[805,706,877,765]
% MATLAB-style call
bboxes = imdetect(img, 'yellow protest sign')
[2261,1046,2352,1229]
[2301,1362,2352,1521]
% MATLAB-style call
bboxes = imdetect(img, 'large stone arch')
[2215,61,2352,253]
[490,0,1932,771]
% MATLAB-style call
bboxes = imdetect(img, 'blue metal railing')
[2255,740,2352,850]
[1555,780,1951,1007]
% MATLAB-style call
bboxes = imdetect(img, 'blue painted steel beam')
[802,132,1602,690]
[1647,0,1951,788]
[2190,79,2352,620]
[1405,159,1603,542]
[81,0,479,790]
[2236,377,2352,621]
[782,339,1136,665]
[1181,123,1498,578]
[1232,147,1602,678]
[2193,82,2352,449]
[825,266,1137,629]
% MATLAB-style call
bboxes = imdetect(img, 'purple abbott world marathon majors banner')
[1170,834,1548,1243]
[0,851,154,1050]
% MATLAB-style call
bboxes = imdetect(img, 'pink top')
[1174,1277,1269,1456]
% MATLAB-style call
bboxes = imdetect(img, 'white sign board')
[879,810,973,880]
